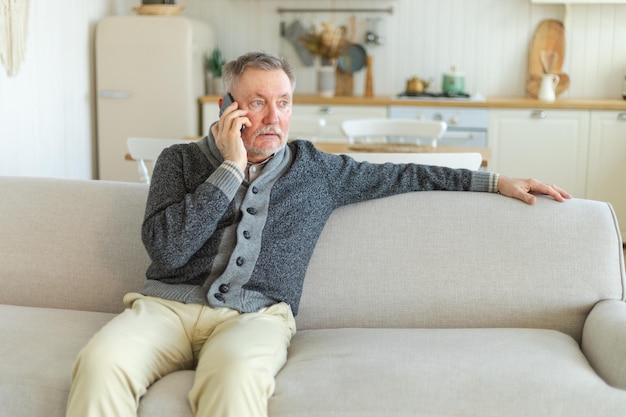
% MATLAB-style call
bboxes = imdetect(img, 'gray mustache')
[253,126,283,136]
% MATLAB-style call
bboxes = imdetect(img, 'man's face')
[231,67,293,163]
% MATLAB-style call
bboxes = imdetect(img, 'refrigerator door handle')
[98,90,130,99]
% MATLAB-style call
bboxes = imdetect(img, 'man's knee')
[72,336,135,385]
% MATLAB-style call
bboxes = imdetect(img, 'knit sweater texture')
[141,134,499,315]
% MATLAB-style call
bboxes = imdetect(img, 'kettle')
[406,76,431,94]
[538,73,560,102]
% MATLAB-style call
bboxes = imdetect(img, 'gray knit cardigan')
[140,135,499,315]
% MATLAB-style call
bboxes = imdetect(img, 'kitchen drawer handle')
[98,90,130,99]
[618,112,626,121]
[530,110,546,119]
[443,132,476,140]
[319,106,334,115]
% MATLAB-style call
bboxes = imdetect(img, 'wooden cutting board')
[335,67,354,96]
[526,19,570,97]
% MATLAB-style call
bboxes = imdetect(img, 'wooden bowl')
[132,5,184,16]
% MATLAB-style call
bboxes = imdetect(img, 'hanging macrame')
[0,0,30,77]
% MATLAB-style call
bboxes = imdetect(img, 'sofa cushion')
[270,327,626,417]
[0,177,150,313]
[0,304,115,417]
[12,300,626,417]
[297,192,624,343]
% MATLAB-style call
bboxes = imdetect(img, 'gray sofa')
[1,175,626,417]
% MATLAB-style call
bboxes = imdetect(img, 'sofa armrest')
[582,299,626,390]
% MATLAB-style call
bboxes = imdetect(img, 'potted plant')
[207,48,226,95]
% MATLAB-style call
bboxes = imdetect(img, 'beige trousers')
[66,293,297,417]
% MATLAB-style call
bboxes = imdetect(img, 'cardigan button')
[219,284,230,293]
[246,207,257,215]
[214,293,224,302]
[236,257,244,266]
[243,230,251,239]
[251,186,259,194]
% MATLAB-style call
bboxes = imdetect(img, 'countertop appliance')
[95,16,214,182]
[388,105,488,149]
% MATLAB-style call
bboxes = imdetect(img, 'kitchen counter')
[200,95,626,110]
[483,97,626,110]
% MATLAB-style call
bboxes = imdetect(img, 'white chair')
[343,152,483,170]
[289,116,326,141]
[126,137,191,184]
[340,118,447,147]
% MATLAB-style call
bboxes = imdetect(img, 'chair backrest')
[127,137,191,183]
[341,118,447,146]
[344,152,483,170]
[289,116,326,141]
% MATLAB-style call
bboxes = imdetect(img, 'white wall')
[1,0,625,180]
[0,0,112,179]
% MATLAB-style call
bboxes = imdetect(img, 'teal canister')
[442,66,465,94]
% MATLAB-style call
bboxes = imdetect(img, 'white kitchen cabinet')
[586,110,626,237]
[488,109,590,197]
[292,104,387,142]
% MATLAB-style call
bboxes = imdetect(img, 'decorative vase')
[212,76,224,96]
[317,65,336,98]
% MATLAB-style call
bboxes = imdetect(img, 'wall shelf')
[277,7,393,15]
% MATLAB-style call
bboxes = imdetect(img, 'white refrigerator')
[96,16,214,182]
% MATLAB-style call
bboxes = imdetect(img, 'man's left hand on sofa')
[497,176,572,205]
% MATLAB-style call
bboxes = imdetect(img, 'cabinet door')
[587,111,626,237]
[489,109,590,197]
[293,104,388,142]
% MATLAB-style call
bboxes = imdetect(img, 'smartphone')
[219,93,235,117]
[219,93,245,133]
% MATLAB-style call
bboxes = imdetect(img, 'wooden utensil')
[540,50,559,74]
[364,55,374,97]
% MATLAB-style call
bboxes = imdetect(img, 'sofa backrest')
[296,191,625,343]
[1,177,623,343]
[0,177,150,313]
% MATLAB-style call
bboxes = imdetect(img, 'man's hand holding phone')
[214,93,250,171]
